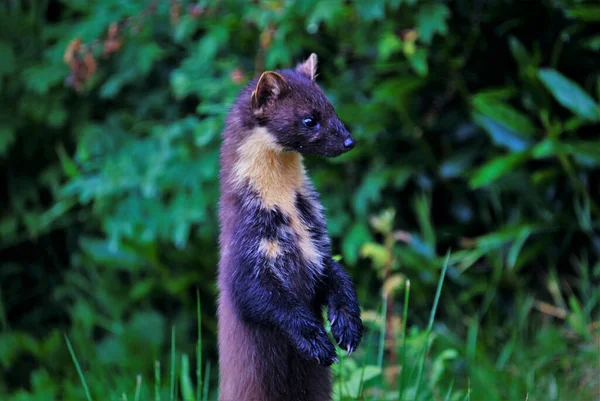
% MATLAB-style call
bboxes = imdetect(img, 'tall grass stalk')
[357,302,383,399]
[398,280,411,401]
[443,380,455,401]
[414,251,450,400]
[134,375,142,401]
[461,378,471,401]
[170,326,176,401]
[64,334,93,401]
[371,293,388,401]
[0,286,7,330]
[155,361,161,401]
[196,289,202,401]
[180,354,196,401]
[202,360,211,401]
[337,344,343,400]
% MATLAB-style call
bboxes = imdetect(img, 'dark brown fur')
[217,54,362,401]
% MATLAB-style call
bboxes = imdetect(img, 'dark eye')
[302,117,318,128]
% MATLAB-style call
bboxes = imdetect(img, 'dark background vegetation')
[1,0,599,400]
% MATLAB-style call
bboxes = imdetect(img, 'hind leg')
[285,344,332,401]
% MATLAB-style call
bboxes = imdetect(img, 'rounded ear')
[251,71,290,111]
[295,53,318,81]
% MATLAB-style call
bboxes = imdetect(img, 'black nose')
[344,137,355,149]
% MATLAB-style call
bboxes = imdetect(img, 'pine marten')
[217,53,363,401]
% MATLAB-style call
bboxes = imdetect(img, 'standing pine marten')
[217,53,363,401]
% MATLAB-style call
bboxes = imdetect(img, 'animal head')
[249,53,355,158]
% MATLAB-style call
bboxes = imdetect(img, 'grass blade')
[155,361,161,401]
[202,360,211,401]
[461,378,471,401]
[467,318,479,359]
[398,280,411,401]
[134,375,142,401]
[196,289,202,401]
[414,250,451,400]
[64,334,93,401]
[171,326,176,401]
[371,293,388,401]
[357,302,382,399]
[338,346,343,401]
[181,354,196,401]
[376,293,388,369]
[443,379,455,401]
[0,286,7,330]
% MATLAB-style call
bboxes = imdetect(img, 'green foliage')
[1,0,599,400]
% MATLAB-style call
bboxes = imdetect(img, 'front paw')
[294,323,338,366]
[328,297,363,355]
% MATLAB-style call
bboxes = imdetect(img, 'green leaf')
[80,237,147,270]
[0,332,39,367]
[56,143,79,178]
[533,136,600,165]
[567,296,590,340]
[22,66,65,95]
[99,76,124,98]
[193,118,220,147]
[538,68,600,122]
[171,71,192,99]
[360,242,389,269]
[408,48,428,77]
[355,0,385,22]
[180,354,197,401]
[472,113,533,152]
[343,365,381,398]
[469,151,530,188]
[508,36,532,67]
[306,0,345,27]
[130,280,156,301]
[413,193,435,249]
[265,40,292,69]
[475,223,543,253]
[565,6,600,22]
[416,3,450,44]
[439,149,478,178]
[343,223,372,265]
[0,41,16,76]
[507,229,531,270]
[0,125,16,156]
[138,43,165,74]
[584,34,600,51]
[378,31,403,61]
[563,140,600,166]
[373,77,425,106]
[472,87,517,101]
[472,93,537,137]
[353,167,387,216]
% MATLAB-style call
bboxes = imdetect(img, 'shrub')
[1,0,598,399]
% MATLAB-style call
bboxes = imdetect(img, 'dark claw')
[328,296,363,357]
[291,320,338,366]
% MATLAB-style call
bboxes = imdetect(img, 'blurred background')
[1,0,599,400]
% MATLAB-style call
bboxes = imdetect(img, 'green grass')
[398,279,410,400]
[414,251,450,399]
[54,261,598,401]
[64,334,93,401]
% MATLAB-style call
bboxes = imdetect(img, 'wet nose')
[344,137,355,149]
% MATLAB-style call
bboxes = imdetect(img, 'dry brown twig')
[63,1,207,92]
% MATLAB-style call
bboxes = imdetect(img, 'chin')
[295,145,352,158]
[325,147,352,158]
